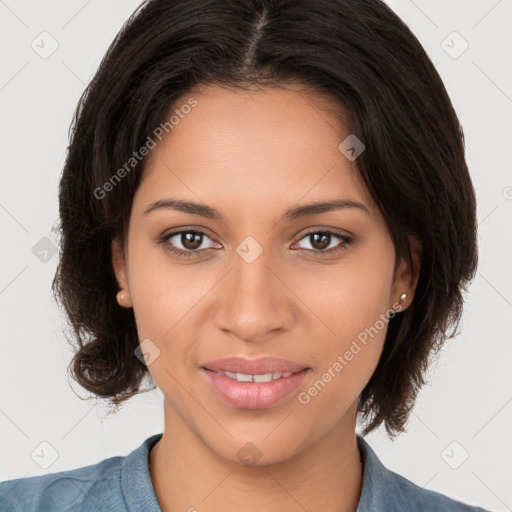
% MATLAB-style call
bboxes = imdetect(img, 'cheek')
[126,239,204,337]
[299,248,394,404]
[298,313,387,419]
[300,244,394,340]
[126,248,222,395]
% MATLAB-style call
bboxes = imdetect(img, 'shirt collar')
[356,434,403,510]
[121,432,163,511]
[121,432,397,512]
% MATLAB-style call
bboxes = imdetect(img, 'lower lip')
[202,368,309,409]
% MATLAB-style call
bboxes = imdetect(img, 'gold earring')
[399,293,407,303]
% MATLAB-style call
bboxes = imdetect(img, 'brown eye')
[160,230,219,258]
[308,232,330,250]
[294,230,353,255]
[179,231,203,250]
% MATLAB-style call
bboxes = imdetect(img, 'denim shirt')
[0,433,493,511]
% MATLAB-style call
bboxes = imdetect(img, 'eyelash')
[158,229,353,259]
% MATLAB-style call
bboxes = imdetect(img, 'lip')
[202,356,308,375]
[201,357,310,410]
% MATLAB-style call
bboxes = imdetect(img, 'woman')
[0,0,492,510]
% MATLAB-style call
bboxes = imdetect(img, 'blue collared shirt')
[0,433,493,511]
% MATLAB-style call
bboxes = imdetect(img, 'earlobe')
[112,238,133,307]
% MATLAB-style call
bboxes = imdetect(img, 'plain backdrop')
[1,0,511,510]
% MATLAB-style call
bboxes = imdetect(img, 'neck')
[149,400,363,512]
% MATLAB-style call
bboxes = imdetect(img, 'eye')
[159,230,220,258]
[293,229,353,255]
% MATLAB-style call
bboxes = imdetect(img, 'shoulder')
[0,454,125,512]
[0,433,163,512]
[389,469,492,512]
[356,435,493,512]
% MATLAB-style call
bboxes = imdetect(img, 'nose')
[213,248,295,344]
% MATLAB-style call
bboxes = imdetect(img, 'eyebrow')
[143,198,370,220]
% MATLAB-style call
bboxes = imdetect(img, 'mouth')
[200,357,311,409]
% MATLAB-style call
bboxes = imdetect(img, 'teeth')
[218,371,294,382]
[254,373,273,383]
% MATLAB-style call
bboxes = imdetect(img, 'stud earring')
[399,293,407,303]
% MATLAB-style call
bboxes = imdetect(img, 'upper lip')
[202,357,308,375]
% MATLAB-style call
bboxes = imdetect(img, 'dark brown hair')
[52,0,478,438]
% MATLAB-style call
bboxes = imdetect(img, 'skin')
[112,83,421,512]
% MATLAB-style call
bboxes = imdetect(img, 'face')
[113,84,417,465]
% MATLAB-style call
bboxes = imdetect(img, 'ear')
[391,235,422,312]
[112,237,132,307]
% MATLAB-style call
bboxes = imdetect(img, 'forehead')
[135,84,375,217]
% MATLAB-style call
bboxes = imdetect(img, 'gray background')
[1,0,511,510]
